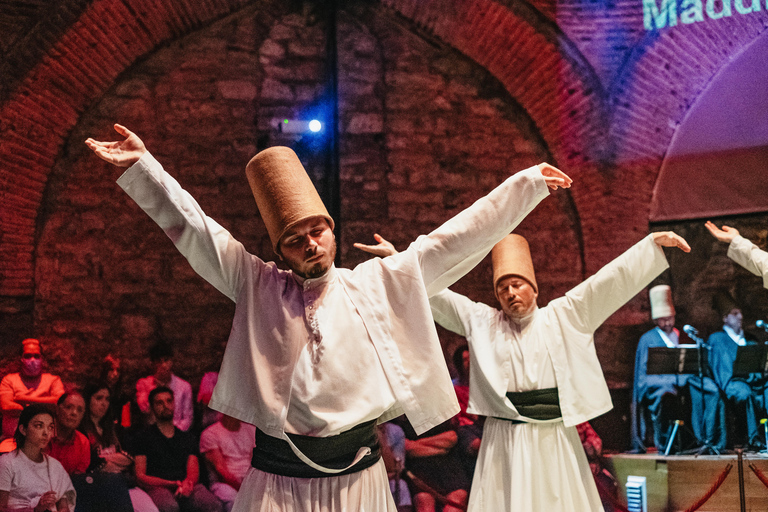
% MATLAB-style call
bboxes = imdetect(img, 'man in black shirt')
[133,386,222,512]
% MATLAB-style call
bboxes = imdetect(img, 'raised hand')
[538,163,573,190]
[353,233,398,258]
[705,221,739,243]
[652,231,691,253]
[85,124,146,167]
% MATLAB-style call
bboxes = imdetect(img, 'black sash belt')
[251,420,381,478]
[500,387,562,422]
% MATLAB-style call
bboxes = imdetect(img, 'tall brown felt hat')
[649,285,675,320]
[492,234,538,294]
[245,147,334,252]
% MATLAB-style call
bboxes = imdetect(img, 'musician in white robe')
[86,124,571,512]
[357,231,691,511]
[706,221,768,289]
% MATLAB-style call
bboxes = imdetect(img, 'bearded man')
[86,124,571,512]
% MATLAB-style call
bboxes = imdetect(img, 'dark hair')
[14,403,54,448]
[57,389,84,407]
[452,344,469,380]
[149,386,174,407]
[148,341,174,362]
[80,382,118,448]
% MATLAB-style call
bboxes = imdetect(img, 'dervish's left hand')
[538,163,572,190]
[705,221,739,243]
[652,231,691,253]
[353,233,398,258]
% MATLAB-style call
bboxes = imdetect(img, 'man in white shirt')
[357,230,691,511]
[85,123,571,512]
[706,221,768,289]
[135,341,194,431]
[199,415,256,512]
[707,291,767,450]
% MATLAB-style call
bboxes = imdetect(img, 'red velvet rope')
[593,471,631,512]
[682,463,733,512]
[748,463,768,489]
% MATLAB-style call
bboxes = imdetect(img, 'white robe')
[430,235,669,511]
[728,235,768,289]
[117,153,550,511]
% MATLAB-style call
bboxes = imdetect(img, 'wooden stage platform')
[604,452,768,511]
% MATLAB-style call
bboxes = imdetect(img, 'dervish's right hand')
[705,221,739,243]
[538,163,572,190]
[353,233,398,258]
[85,124,147,167]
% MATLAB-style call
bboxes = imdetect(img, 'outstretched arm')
[85,124,147,168]
[86,124,248,301]
[354,233,398,258]
[707,221,768,288]
[560,232,688,333]
[411,163,569,296]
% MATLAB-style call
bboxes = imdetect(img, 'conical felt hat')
[649,285,675,320]
[492,234,537,294]
[245,147,334,252]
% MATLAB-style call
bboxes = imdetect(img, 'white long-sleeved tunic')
[430,235,669,511]
[728,235,768,289]
[117,152,550,441]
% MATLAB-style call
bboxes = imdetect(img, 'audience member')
[397,417,469,512]
[708,291,767,450]
[133,387,221,512]
[136,342,194,431]
[79,383,159,512]
[0,339,65,441]
[98,354,130,429]
[48,391,90,475]
[199,415,255,512]
[379,422,413,512]
[451,344,483,479]
[0,403,76,511]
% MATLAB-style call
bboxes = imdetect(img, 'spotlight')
[272,118,324,134]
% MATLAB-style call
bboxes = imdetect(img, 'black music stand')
[647,345,710,454]
[732,343,768,378]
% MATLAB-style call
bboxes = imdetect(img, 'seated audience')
[451,344,483,479]
[199,415,255,512]
[136,342,193,431]
[80,383,158,512]
[0,403,76,511]
[133,387,221,512]
[48,391,90,475]
[0,338,65,441]
[396,417,469,512]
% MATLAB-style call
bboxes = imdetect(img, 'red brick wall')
[1,0,767,449]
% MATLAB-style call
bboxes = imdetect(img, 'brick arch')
[0,0,255,297]
[382,0,610,168]
[610,16,768,166]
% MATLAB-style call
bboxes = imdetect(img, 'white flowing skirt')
[231,458,397,512]
[468,417,604,512]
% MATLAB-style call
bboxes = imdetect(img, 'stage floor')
[605,452,768,511]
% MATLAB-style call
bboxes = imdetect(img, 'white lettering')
[734,0,759,14]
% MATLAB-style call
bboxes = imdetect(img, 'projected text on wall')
[644,0,764,30]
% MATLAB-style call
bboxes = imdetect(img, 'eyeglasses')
[22,353,42,360]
